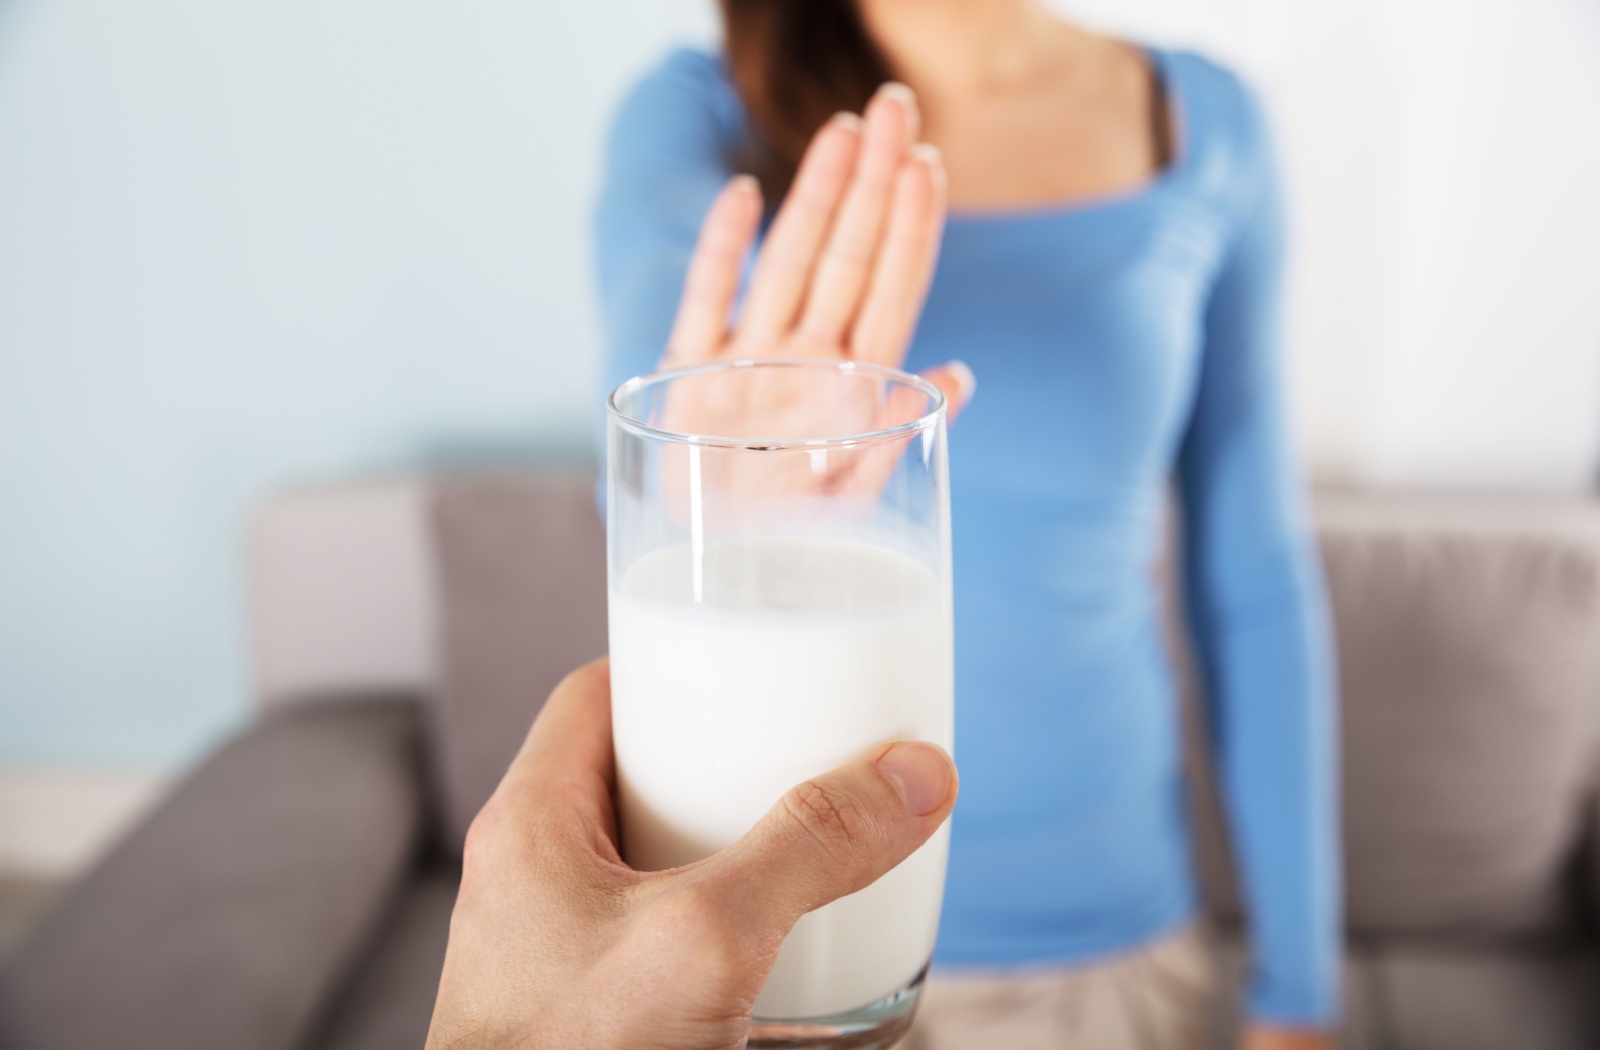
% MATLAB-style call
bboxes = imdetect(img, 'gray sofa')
[3,470,1599,1049]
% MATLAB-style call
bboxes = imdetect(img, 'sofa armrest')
[250,480,438,709]
[0,697,427,1050]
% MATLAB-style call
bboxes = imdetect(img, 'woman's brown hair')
[719,0,894,201]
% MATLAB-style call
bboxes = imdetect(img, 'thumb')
[698,742,957,935]
[921,361,976,423]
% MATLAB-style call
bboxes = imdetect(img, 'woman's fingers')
[921,360,977,424]
[736,114,862,350]
[799,84,919,345]
[664,175,763,365]
[850,145,948,366]
[688,92,943,371]
[850,361,975,495]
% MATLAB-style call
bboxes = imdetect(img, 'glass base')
[747,967,927,1049]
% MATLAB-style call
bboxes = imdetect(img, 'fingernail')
[876,81,917,109]
[729,173,759,194]
[876,742,953,817]
[946,360,976,405]
[832,111,864,133]
[910,142,943,167]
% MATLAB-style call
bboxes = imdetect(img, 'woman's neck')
[855,0,1077,99]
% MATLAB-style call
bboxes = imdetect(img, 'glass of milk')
[606,357,953,1049]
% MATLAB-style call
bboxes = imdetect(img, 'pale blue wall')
[0,0,714,766]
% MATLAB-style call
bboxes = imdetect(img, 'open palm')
[657,83,973,502]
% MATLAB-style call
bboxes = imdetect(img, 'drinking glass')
[606,357,954,1049]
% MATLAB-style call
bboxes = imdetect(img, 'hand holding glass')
[606,84,964,1047]
[609,359,952,1046]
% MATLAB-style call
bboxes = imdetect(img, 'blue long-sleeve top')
[594,45,1339,1025]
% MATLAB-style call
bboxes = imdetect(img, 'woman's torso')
[891,45,1269,967]
[601,43,1274,969]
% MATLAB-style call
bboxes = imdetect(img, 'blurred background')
[2,0,1599,958]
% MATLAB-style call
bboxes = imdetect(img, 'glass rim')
[606,357,947,451]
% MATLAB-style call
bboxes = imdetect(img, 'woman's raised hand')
[663,83,974,419]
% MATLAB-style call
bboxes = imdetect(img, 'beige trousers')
[904,926,1217,1050]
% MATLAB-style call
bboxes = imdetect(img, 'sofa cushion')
[427,471,609,854]
[0,698,424,1050]
[1372,942,1600,1050]
[307,864,458,1050]
[1319,494,1600,939]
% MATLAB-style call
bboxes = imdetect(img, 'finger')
[664,175,762,365]
[487,658,617,837]
[848,361,973,495]
[799,84,919,345]
[690,741,956,932]
[736,114,862,349]
[920,360,977,424]
[849,144,947,367]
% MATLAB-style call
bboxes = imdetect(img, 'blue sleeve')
[593,48,740,407]
[1176,88,1341,1026]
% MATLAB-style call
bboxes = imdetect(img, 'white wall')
[2,0,1599,780]
[1373,0,1600,486]
[1064,0,1600,486]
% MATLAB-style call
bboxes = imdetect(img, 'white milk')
[610,536,953,1019]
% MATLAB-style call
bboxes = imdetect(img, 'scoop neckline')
[943,46,1193,227]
